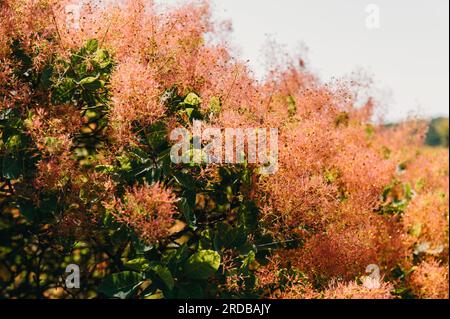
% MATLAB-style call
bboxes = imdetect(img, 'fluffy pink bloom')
[108,183,177,244]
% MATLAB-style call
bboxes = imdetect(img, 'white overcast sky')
[157,0,449,122]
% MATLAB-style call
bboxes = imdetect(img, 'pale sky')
[157,0,449,122]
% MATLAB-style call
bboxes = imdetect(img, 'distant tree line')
[425,117,449,147]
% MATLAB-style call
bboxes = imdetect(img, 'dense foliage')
[0,0,448,299]
[426,117,449,148]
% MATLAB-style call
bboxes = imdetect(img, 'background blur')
[157,0,449,123]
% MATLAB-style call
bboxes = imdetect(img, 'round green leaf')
[184,250,220,280]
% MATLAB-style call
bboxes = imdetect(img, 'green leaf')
[79,76,102,90]
[85,39,99,53]
[5,134,23,151]
[124,258,150,272]
[52,77,76,104]
[209,96,221,115]
[241,250,256,271]
[184,250,220,280]
[184,108,193,118]
[144,291,165,299]
[98,271,143,299]
[238,201,259,232]
[2,156,21,180]
[85,109,101,121]
[184,93,201,106]
[94,49,111,69]
[95,164,116,174]
[150,265,174,290]
[174,172,195,189]
[409,223,422,237]
[145,122,168,152]
[179,195,196,227]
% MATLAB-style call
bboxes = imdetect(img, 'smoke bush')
[0,0,448,299]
